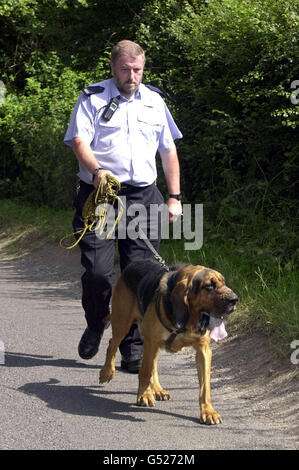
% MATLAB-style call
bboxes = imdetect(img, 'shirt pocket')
[96,117,122,149]
[137,107,162,143]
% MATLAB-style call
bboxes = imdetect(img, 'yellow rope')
[59,174,124,250]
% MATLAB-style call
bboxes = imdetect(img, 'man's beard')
[114,77,141,97]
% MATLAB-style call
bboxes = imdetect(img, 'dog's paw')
[154,389,171,401]
[200,406,222,425]
[137,392,156,407]
[99,368,114,384]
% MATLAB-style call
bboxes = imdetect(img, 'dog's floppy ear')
[190,269,207,294]
[169,280,190,330]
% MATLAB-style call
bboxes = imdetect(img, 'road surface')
[0,243,298,450]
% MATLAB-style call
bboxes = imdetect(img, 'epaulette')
[82,85,105,96]
[145,84,166,98]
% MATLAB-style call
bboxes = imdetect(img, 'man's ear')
[169,280,190,330]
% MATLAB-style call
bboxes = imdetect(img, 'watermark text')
[0,340,4,365]
[94,200,203,251]
[290,80,299,105]
[290,340,299,365]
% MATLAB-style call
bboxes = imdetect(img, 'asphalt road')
[0,244,297,451]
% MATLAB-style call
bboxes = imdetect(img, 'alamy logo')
[0,340,4,365]
[94,200,203,250]
[290,340,299,365]
[290,80,299,105]
[0,81,5,105]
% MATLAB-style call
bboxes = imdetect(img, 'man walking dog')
[64,40,182,372]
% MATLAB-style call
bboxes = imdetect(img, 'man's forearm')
[72,137,114,187]
[72,137,99,174]
[160,146,182,222]
[160,146,181,195]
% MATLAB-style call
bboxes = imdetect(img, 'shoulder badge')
[145,84,166,98]
[82,85,105,97]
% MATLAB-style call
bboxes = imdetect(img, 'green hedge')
[136,0,298,203]
[0,0,298,232]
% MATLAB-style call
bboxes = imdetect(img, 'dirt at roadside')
[211,333,298,430]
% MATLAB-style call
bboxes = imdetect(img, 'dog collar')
[154,293,186,337]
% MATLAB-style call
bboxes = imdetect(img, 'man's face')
[111,54,145,99]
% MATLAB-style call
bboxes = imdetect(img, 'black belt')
[119,183,152,195]
[79,180,152,195]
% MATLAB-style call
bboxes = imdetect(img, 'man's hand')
[167,198,182,223]
[92,169,115,189]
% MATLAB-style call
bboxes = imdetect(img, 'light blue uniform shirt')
[64,78,183,186]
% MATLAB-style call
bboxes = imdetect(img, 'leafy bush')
[136,0,298,204]
[0,64,86,206]
[0,0,145,206]
[0,0,298,228]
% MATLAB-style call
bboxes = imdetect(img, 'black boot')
[78,323,109,360]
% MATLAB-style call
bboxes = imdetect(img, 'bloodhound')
[99,259,238,425]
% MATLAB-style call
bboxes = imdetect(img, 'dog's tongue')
[209,317,228,342]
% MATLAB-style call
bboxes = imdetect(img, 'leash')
[60,176,169,270]
[133,223,169,270]
[59,174,124,250]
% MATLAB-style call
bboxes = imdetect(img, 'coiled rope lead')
[59,174,124,250]
[59,174,168,269]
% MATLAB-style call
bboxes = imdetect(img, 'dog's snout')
[228,294,238,305]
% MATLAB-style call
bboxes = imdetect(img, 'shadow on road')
[4,350,201,425]
[4,351,97,369]
[16,376,204,426]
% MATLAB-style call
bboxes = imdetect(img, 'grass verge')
[159,237,298,359]
[0,198,298,359]
[0,199,74,258]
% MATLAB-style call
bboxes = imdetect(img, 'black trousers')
[72,180,164,357]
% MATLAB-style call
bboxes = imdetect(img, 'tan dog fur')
[99,264,237,425]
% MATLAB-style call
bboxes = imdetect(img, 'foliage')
[0,65,84,206]
[0,0,149,204]
[136,0,298,201]
[0,0,298,262]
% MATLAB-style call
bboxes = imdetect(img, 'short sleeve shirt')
[64,78,183,185]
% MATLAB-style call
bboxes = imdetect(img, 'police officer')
[64,40,183,372]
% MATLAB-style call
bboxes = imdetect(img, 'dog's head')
[168,265,238,340]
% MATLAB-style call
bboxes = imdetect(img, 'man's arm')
[72,137,113,188]
[160,145,183,222]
